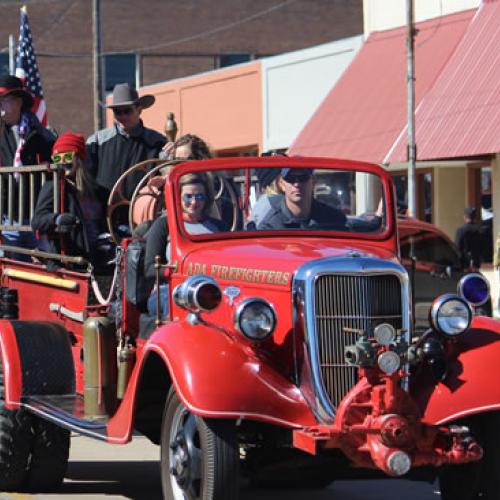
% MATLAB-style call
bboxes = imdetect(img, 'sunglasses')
[51,151,76,164]
[283,173,312,184]
[182,193,206,203]
[113,106,135,116]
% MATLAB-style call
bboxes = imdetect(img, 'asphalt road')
[0,434,440,500]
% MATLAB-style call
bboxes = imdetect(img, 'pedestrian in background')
[455,207,483,271]
[494,231,500,314]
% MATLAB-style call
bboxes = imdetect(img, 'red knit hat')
[52,133,86,160]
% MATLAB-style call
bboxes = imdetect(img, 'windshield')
[175,165,388,237]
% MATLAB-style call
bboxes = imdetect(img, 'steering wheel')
[107,159,174,243]
[210,174,240,232]
[127,160,184,237]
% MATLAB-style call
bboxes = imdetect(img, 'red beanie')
[52,133,86,160]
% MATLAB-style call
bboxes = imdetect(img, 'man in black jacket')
[0,75,55,259]
[86,83,166,205]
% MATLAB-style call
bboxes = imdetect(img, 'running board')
[22,394,110,441]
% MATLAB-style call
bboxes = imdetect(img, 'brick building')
[0,0,362,136]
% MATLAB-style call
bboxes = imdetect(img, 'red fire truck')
[0,156,498,499]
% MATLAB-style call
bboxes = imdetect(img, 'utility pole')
[406,0,417,217]
[92,0,103,130]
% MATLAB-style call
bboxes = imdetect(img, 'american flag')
[15,6,47,127]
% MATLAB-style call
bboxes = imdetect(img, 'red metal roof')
[387,1,500,161]
[289,10,475,162]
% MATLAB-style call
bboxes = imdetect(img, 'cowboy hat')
[0,75,34,110]
[106,83,155,109]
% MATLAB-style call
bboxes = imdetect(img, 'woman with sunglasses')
[144,173,220,319]
[31,133,110,267]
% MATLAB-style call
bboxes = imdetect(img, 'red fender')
[413,316,500,424]
[0,320,23,408]
[108,320,316,441]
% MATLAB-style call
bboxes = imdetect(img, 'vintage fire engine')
[0,156,499,499]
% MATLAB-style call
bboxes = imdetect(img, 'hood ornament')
[224,286,240,306]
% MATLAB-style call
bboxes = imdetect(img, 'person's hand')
[161,141,175,160]
[55,213,79,233]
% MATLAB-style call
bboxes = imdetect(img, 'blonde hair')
[69,157,99,199]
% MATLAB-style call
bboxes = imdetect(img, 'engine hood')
[180,237,399,288]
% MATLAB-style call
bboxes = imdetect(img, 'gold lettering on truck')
[186,262,291,285]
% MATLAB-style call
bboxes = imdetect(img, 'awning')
[289,10,475,163]
[387,1,500,162]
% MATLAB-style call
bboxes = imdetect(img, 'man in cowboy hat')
[0,74,54,167]
[86,83,166,207]
[0,75,55,260]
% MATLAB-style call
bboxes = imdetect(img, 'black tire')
[26,418,70,492]
[160,388,239,500]
[0,355,33,491]
[439,411,500,500]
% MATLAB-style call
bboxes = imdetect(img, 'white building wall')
[363,0,480,35]
[261,36,363,152]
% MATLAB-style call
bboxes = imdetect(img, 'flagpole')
[92,0,103,130]
[8,34,15,74]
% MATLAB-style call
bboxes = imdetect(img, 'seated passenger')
[133,134,213,230]
[160,133,213,161]
[257,168,347,230]
[246,166,282,229]
[31,133,110,266]
[144,172,220,319]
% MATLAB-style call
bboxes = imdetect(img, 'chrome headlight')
[458,273,490,307]
[235,298,276,340]
[173,275,222,312]
[430,294,472,336]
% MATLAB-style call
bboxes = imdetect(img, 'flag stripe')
[15,8,47,127]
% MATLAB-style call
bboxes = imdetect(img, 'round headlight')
[458,273,490,307]
[377,350,401,375]
[374,323,396,345]
[235,298,276,340]
[430,294,472,336]
[173,275,222,312]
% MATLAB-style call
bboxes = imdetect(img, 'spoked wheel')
[210,175,240,232]
[107,159,177,243]
[161,388,239,500]
[439,411,500,500]
[128,160,183,237]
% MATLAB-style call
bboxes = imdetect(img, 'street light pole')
[406,0,417,217]
[92,0,103,131]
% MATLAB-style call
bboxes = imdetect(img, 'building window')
[105,54,136,92]
[0,54,9,76]
[218,53,252,68]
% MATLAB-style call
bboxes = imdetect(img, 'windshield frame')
[165,156,396,243]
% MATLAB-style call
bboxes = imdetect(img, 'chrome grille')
[314,274,402,407]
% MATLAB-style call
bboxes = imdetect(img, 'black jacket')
[86,121,166,198]
[144,214,169,281]
[455,222,483,269]
[0,112,55,220]
[31,180,108,262]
